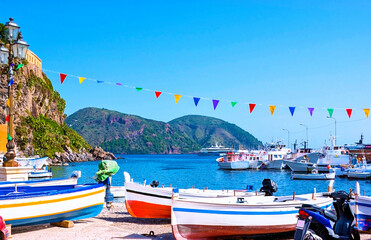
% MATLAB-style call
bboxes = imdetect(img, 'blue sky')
[2,1,371,148]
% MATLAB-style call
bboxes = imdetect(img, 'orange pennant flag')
[269,105,276,115]
[364,109,370,118]
[174,94,182,103]
[79,77,86,84]
[6,99,9,107]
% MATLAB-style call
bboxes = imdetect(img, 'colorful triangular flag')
[7,134,12,141]
[212,99,219,110]
[155,91,162,98]
[97,80,104,83]
[249,103,256,113]
[5,115,9,122]
[308,107,314,116]
[116,83,122,86]
[60,73,67,84]
[289,107,295,116]
[78,77,86,84]
[6,99,9,107]
[174,94,181,103]
[346,109,352,118]
[269,105,276,115]
[8,77,13,86]
[231,101,237,107]
[16,64,24,70]
[327,108,334,118]
[136,87,143,91]
[364,109,370,118]
[193,97,200,106]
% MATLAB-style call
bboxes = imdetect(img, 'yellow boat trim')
[5,202,104,221]
[0,188,105,209]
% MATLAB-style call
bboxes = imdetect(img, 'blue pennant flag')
[193,97,200,106]
[8,77,14,86]
[97,80,104,83]
[289,107,295,116]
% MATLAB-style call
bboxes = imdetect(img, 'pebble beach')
[11,202,371,240]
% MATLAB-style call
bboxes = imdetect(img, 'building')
[25,49,42,77]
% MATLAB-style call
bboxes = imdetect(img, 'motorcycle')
[294,190,360,240]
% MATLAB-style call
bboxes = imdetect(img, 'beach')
[11,202,370,240]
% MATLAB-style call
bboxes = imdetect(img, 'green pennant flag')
[231,102,237,107]
[327,108,334,118]
[7,134,12,141]
[136,87,143,91]
[16,64,24,70]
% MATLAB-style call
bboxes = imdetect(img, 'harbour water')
[51,154,370,196]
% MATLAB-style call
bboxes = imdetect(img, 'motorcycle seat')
[324,210,337,222]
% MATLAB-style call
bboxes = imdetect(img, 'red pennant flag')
[60,73,67,84]
[346,109,352,118]
[249,103,256,113]
[155,91,162,98]
[5,115,9,122]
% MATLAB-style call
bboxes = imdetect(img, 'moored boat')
[171,192,332,239]
[216,152,249,170]
[354,182,371,232]
[198,143,234,156]
[291,169,335,180]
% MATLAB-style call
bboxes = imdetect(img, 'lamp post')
[282,129,290,149]
[327,116,337,145]
[0,18,29,167]
[300,124,309,149]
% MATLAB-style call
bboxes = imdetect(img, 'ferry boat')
[345,134,371,162]
[198,143,234,156]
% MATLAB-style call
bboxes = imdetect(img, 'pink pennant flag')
[60,73,67,84]
[346,109,352,118]
[155,91,162,98]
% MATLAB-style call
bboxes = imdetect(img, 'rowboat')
[354,182,371,232]
[124,172,260,219]
[28,168,52,178]
[171,192,333,239]
[0,183,105,226]
[347,171,371,179]
[291,169,336,180]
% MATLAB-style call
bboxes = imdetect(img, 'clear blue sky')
[3,1,371,148]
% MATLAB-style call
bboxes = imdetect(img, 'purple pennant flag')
[212,99,219,110]
[308,107,314,116]
[193,97,200,106]
[116,83,122,86]
[289,107,295,116]
[10,63,15,67]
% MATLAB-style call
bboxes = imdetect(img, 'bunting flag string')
[8,77,14,86]
[289,107,295,116]
[42,69,371,118]
[16,64,24,70]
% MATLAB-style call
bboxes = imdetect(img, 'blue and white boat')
[0,183,105,226]
[354,182,371,232]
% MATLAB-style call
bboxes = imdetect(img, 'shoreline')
[11,202,371,240]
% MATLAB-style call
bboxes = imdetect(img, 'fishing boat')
[28,167,52,178]
[14,156,49,169]
[171,192,332,239]
[354,182,371,232]
[216,152,249,170]
[111,186,126,198]
[0,183,105,226]
[347,171,371,179]
[345,134,371,162]
[124,172,260,219]
[291,169,335,180]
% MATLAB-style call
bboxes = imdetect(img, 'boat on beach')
[124,172,260,219]
[0,183,105,226]
[171,192,332,239]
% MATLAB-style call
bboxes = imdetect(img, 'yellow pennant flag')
[174,94,182,103]
[79,77,86,84]
[269,105,276,115]
[364,108,370,118]
[6,99,9,107]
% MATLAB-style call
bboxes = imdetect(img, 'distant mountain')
[169,115,262,149]
[65,108,263,154]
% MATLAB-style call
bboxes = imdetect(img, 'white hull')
[292,172,335,180]
[263,160,284,169]
[171,193,332,239]
[353,195,371,231]
[217,161,249,170]
[285,161,312,172]
[347,171,371,179]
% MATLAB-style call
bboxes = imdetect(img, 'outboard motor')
[150,180,159,188]
[259,179,278,196]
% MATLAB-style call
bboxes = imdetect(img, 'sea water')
[50,154,371,196]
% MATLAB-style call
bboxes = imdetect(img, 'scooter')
[294,190,360,240]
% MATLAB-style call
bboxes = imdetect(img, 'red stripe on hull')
[172,224,296,240]
[125,200,171,218]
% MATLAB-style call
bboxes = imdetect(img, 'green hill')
[65,108,263,154]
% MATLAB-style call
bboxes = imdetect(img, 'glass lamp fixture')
[12,32,29,59]
[0,43,9,64]
[4,18,20,41]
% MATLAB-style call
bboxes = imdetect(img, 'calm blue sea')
[50,154,371,196]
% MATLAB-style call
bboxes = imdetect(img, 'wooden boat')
[291,169,335,180]
[354,182,371,232]
[124,172,260,219]
[28,168,52,178]
[171,192,332,239]
[0,183,105,226]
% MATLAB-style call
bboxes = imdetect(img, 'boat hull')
[263,160,284,169]
[0,184,105,226]
[354,196,371,232]
[285,161,312,172]
[217,161,249,170]
[292,172,335,180]
[171,194,332,240]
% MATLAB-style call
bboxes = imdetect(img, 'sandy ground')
[11,203,371,240]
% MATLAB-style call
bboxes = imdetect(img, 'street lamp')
[327,116,337,145]
[0,18,29,167]
[300,124,309,149]
[282,129,290,149]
